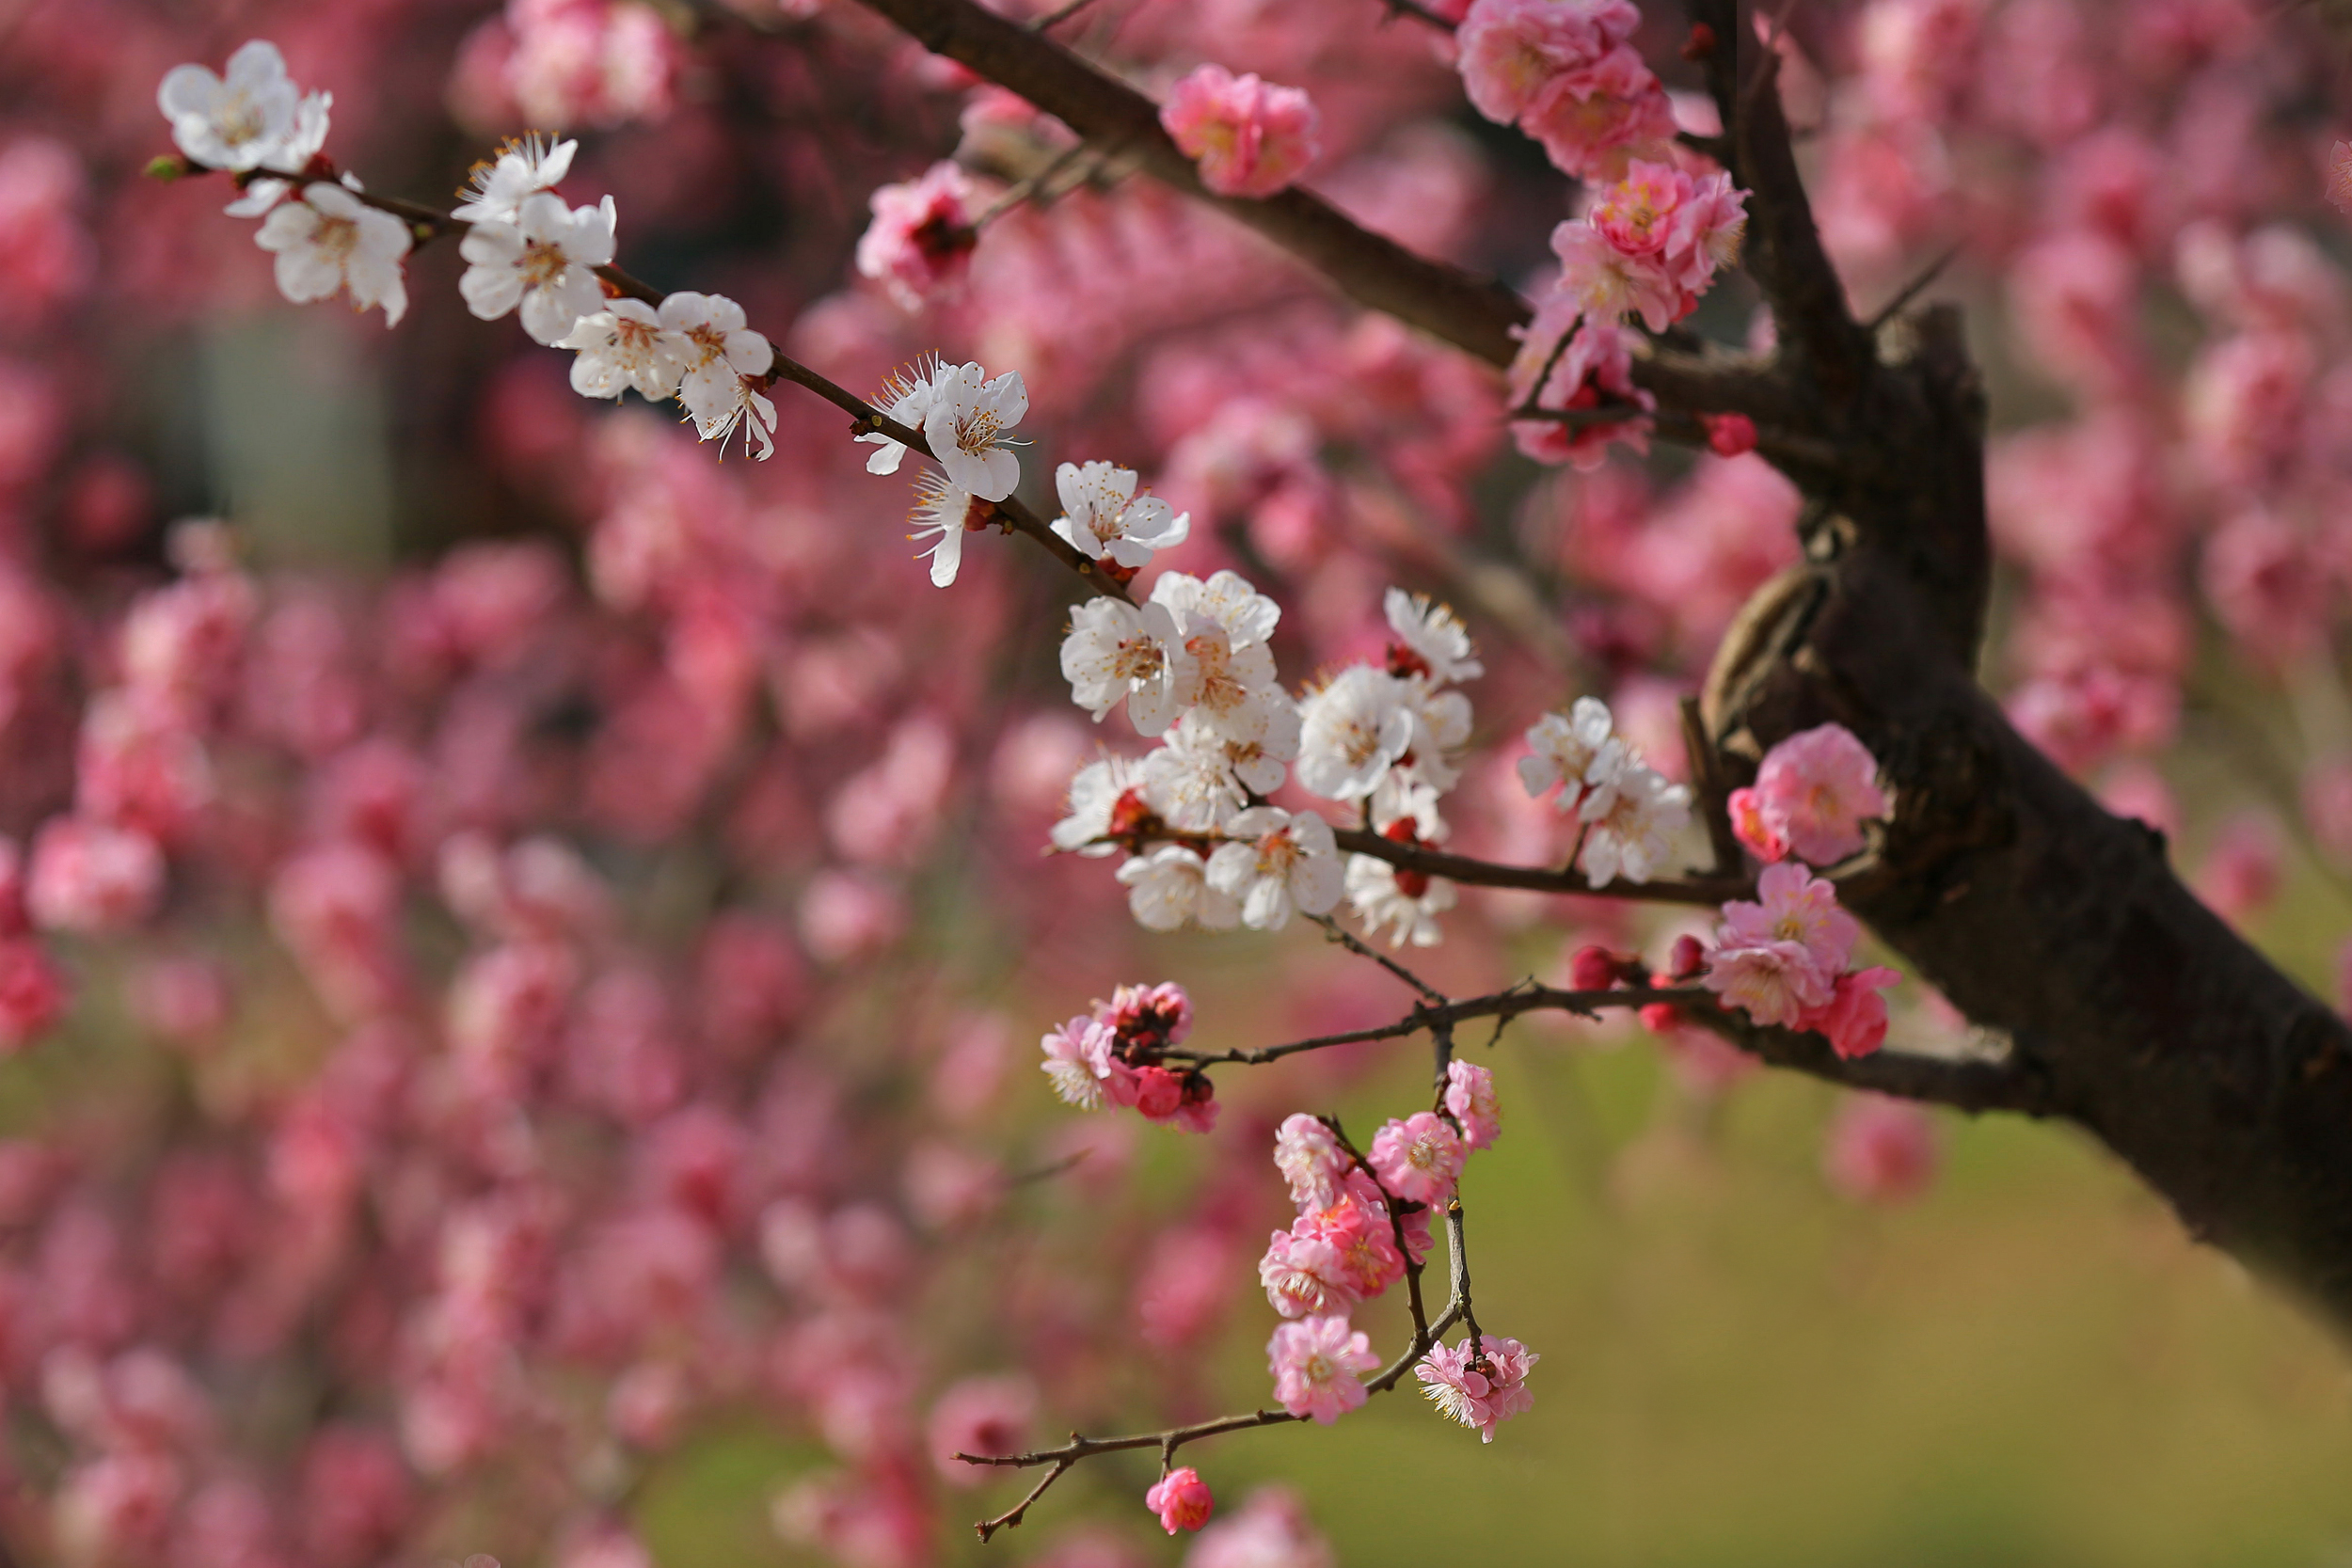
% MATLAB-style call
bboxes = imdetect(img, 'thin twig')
[1156,983,1718,1066]
[1331,825,1750,907]
[1307,911,1447,1005]
[1864,242,1964,332]
[974,1458,1073,1541]
[182,161,1136,604]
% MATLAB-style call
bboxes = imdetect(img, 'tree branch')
[1330,826,1748,907]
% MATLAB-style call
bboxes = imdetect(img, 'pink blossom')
[1699,939,1827,1029]
[1257,1227,1357,1319]
[1296,1190,1406,1300]
[1507,311,1655,468]
[1367,1111,1465,1206]
[1522,44,1677,182]
[1822,1094,1941,1204]
[857,162,982,309]
[1717,862,1861,975]
[1741,723,1892,866]
[1726,786,1789,862]
[1414,1333,1539,1441]
[1266,1314,1377,1424]
[1455,0,1640,123]
[1098,980,1194,1048]
[928,1373,1035,1484]
[1443,1059,1502,1150]
[24,817,165,934]
[1549,220,1684,332]
[1795,965,1901,1059]
[1272,1113,1349,1210]
[1145,1466,1215,1534]
[1160,65,1321,199]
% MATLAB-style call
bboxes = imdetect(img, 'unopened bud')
[144,154,193,182]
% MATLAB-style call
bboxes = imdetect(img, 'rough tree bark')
[848,0,2352,1329]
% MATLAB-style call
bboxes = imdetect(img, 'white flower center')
[1111,636,1165,684]
[217,89,266,148]
[312,214,358,264]
[1254,829,1300,878]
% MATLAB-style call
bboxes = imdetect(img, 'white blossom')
[922,361,1027,501]
[1150,569,1279,649]
[1518,697,1614,810]
[660,292,773,430]
[1207,806,1343,930]
[157,40,305,171]
[1398,677,1472,794]
[252,183,410,325]
[1060,597,1194,736]
[556,298,686,402]
[1369,768,1449,842]
[1345,854,1455,948]
[1051,755,1148,856]
[1227,696,1300,794]
[697,379,777,461]
[907,470,990,587]
[221,93,331,217]
[1142,715,1248,833]
[1295,665,1413,801]
[1117,846,1240,933]
[1384,588,1483,685]
[1050,462,1191,568]
[1577,750,1692,887]
[855,356,947,475]
[454,134,578,224]
[458,191,617,345]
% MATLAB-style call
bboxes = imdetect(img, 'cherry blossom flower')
[453,134,578,224]
[1703,863,1862,1027]
[658,292,772,433]
[1273,1114,1349,1211]
[1117,847,1241,933]
[555,300,685,402]
[1149,572,1285,745]
[1145,1467,1215,1535]
[1523,44,1676,182]
[922,361,1027,501]
[1257,1227,1356,1319]
[1415,1334,1539,1442]
[1061,597,1194,736]
[253,184,411,326]
[1205,807,1343,930]
[1141,715,1253,832]
[1040,1014,1116,1109]
[1295,666,1413,801]
[1368,1111,1464,1206]
[1551,219,1683,331]
[1796,965,1901,1059]
[1454,0,1639,123]
[157,41,306,171]
[1300,1190,1406,1298]
[1345,854,1455,949]
[1444,1060,1502,1150]
[907,470,993,588]
[1576,748,1691,887]
[1823,1093,1941,1204]
[1051,462,1192,569]
[854,356,949,476]
[1384,589,1483,685]
[1266,1316,1378,1425]
[1160,65,1322,199]
[1507,311,1656,467]
[458,191,617,345]
[221,92,331,216]
[1051,755,1151,855]
[1150,571,1282,650]
[1518,697,1614,809]
[1185,1489,1334,1568]
[1733,723,1892,866]
[856,162,982,309]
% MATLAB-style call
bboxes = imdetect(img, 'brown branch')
[1157,984,1718,1066]
[973,1458,1073,1542]
[1307,911,1446,1004]
[1331,825,1748,907]
[847,0,1530,367]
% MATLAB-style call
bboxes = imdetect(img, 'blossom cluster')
[1159,64,1324,199]
[1518,695,1695,885]
[1454,0,1676,182]
[1039,980,1218,1132]
[1701,724,1900,1057]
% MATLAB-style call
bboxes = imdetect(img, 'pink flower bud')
[1144,1466,1215,1534]
[1567,944,1621,990]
